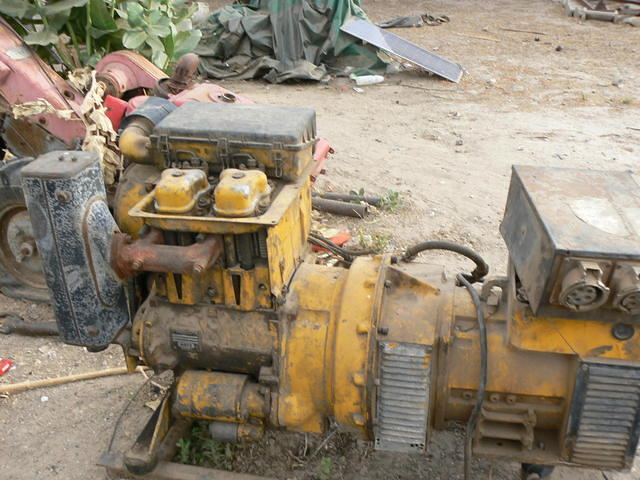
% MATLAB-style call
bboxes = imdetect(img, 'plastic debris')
[0,358,13,377]
[352,74,385,86]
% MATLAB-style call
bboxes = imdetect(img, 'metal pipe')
[312,197,368,218]
[314,192,382,207]
[112,230,223,277]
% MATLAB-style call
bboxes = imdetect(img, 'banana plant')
[0,0,202,70]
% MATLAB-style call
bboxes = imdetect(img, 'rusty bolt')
[506,394,517,404]
[19,242,34,259]
[207,287,216,297]
[377,327,389,335]
[258,283,267,291]
[54,190,71,202]
[489,393,500,403]
[462,391,473,400]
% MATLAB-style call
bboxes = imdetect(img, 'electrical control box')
[500,165,640,318]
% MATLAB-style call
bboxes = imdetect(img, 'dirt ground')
[2,0,640,478]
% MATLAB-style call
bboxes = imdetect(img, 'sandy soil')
[1,0,640,478]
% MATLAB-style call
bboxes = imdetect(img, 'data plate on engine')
[171,331,201,352]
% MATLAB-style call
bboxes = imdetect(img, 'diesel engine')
[20,102,640,479]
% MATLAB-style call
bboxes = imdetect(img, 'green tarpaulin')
[196,0,388,83]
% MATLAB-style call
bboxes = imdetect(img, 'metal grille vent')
[374,342,431,453]
[568,362,640,469]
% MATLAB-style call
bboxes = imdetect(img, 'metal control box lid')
[152,102,317,145]
[500,165,640,313]
[21,151,97,179]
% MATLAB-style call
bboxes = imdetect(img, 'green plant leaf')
[38,0,89,17]
[48,12,72,31]
[122,28,147,49]
[125,2,145,28]
[175,18,191,32]
[148,10,163,24]
[24,30,60,46]
[0,0,31,18]
[173,29,202,58]
[151,49,168,69]
[145,34,164,52]
[89,0,118,30]
[162,32,175,59]
[88,25,119,39]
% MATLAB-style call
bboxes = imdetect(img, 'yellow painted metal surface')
[509,309,640,360]
[128,177,310,235]
[119,126,151,161]
[214,169,271,217]
[278,263,348,433]
[175,370,267,422]
[266,179,311,298]
[440,289,574,424]
[278,256,388,437]
[153,168,209,214]
[113,163,160,238]
[331,256,386,435]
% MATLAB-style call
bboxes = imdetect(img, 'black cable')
[402,240,489,283]
[457,273,487,480]
[308,232,376,264]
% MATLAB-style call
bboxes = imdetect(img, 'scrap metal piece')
[340,18,462,83]
[0,312,58,336]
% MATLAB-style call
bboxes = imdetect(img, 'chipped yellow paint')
[509,309,640,360]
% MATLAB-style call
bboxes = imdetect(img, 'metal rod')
[1,367,130,394]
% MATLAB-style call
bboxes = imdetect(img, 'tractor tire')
[0,158,49,302]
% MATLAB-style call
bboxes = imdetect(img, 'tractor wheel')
[0,158,49,302]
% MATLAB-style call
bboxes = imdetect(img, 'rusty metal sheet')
[340,18,463,83]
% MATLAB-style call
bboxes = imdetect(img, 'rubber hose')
[402,240,489,283]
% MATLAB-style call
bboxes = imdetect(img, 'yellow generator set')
[20,102,640,480]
